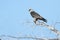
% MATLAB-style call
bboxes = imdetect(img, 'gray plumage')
[29,9,47,24]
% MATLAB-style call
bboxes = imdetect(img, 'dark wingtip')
[45,20,47,23]
[42,18,47,23]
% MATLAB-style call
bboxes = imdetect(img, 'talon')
[34,21,36,24]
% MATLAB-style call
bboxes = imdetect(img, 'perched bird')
[29,9,47,24]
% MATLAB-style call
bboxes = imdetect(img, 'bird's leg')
[33,18,36,24]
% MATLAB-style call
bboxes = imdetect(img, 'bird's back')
[30,11,40,18]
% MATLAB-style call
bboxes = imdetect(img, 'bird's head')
[29,8,34,12]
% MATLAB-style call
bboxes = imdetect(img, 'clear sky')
[0,0,60,40]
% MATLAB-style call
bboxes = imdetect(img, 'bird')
[29,8,47,24]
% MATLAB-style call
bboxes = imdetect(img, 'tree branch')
[0,35,60,40]
[36,22,60,35]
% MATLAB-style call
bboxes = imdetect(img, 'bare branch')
[35,22,60,35]
[0,21,60,40]
[0,35,60,40]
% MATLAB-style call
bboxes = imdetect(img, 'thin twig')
[0,35,60,40]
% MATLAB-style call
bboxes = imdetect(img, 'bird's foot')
[34,21,40,25]
[34,21,36,24]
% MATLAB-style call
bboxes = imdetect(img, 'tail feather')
[42,18,47,23]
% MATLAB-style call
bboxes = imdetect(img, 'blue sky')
[0,0,60,40]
